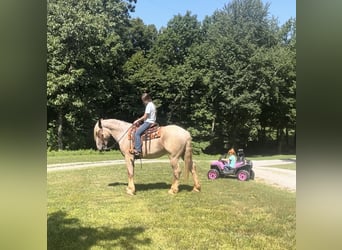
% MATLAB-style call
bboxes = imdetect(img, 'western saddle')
[128,123,161,154]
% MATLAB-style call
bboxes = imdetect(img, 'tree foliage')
[47,0,296,153]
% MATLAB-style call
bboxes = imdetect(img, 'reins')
[117,124,134,143]
[102,124,142,166]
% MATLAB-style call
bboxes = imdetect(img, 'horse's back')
[157,125,191,157]
[160,124,191,140]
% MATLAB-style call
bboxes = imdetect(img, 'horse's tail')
[183,138,193,180]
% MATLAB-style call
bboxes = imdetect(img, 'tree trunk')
[277,128,284,154]
[260,126,266,144]
[57,111,63,151]
[285,127,289,152]
[211,117,215,133]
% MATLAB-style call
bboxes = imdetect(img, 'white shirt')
[145,102,156,123]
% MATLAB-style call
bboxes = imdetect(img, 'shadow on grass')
[48,211,151,250]
[108,182,193,192]
[221,175,239,180]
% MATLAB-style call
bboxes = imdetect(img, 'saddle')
[128,123,161,154]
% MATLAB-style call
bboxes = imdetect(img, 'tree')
[151,11,202,66]
[47,0,136,150]
[127,18,158,55]
[46,0,296,153]
[183,0,273,149]
[251,19,296,153]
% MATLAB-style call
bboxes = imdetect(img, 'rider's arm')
[134,102,152,124]
[134,113,148,124]
[221,154,229,161]
[221,158,230,163]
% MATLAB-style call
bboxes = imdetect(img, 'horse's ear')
[98,119,102,129]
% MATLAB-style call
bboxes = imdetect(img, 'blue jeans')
[134,122,151,152]
[224,163,234,170]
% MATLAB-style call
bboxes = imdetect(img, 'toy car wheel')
[207,169,220,180]
[237,170,250,181]
[250,170,255,180]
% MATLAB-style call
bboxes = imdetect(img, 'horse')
[93,118,201,195]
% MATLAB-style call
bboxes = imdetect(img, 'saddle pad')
[141,129,161,141]
[128,125,161,141]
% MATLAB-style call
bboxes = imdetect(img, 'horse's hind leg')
[168,157,181,194]
[191,162,201,192]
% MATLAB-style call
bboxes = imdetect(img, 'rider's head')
[141,93,152,105]
[228,148,236,155]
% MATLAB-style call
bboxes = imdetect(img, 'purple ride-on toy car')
[207,149,255,181]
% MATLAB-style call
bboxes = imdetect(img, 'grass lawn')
[48,161,296,249]
[265,163,296,170]
[47,150,295,165]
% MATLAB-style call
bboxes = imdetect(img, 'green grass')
[48,162,296,249]
[264,163,296,170]
[47,150,295,165]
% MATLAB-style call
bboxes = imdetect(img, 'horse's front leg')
[125,156,135,195]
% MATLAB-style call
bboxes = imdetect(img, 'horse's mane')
[94,119,131,134]
[102,119,131,129]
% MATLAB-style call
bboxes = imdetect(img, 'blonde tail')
[183,138,193,180]
[183,138,201,191]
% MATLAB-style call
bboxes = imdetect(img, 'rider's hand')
[133,119,140,125]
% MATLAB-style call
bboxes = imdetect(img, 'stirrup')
[134,153,141,160]
[130,149,141,156]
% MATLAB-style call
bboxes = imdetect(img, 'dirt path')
[253,165,296,192]
[47,159,296,191]
[47,159,171,172]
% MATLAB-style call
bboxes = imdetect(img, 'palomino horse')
[94,119,201,195]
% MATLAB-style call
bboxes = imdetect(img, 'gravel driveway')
[252,159,296,192]
[47,158,296,191]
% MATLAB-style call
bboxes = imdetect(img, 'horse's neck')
[102,119,131,142]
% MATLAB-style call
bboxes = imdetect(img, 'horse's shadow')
[108,182,193,192]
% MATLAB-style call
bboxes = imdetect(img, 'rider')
[132,93,157,156]
[223,148,237,170]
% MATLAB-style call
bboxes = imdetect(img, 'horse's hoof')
[192,187,201,192]
[126,190,135,195]
[168,189,177,195]
[126,188,135,195]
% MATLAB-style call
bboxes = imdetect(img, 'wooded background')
[47,0,296,154]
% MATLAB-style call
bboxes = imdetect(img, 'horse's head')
[94,119,111,151]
